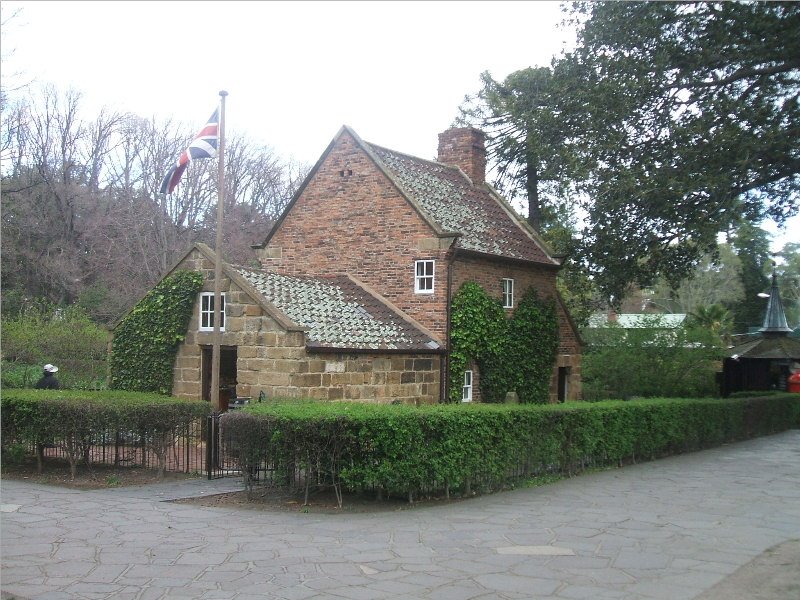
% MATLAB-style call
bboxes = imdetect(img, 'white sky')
[2,0,797,251]
[1,0,573,164]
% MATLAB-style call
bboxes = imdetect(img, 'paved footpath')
[2,430,799,600]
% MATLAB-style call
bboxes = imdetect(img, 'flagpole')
[210,90,228,413]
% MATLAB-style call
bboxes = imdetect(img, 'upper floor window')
[502,278,514,308]
[199,292,225,332]
[462,370,473,402]
[415,260,435,294]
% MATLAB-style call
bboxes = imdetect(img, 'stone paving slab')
[2,430,800,600]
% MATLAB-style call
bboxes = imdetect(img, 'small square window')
[415,260,435,294]
[199,292,225,332]
[462,370,473,402]
[502,278,514,308]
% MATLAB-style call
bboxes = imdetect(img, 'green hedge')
[223,395,800,502]
[1,390,209,479]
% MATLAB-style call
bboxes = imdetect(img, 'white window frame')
[502,278,514,308]
[199,292,226,332]
[462,370,473,403]
[414,260,435,294]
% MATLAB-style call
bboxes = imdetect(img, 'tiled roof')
[366,144,555,264]
[727,335,800,360]
[236,267,441,351]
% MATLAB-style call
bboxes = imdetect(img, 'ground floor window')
[462,370,473,402]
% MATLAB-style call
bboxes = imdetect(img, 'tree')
[1,84,306,323]
[458,67,581,231]
[686,304,735,346]
[774,241,800,327]
[554,2,799,301]
[649,244,745,314]
[729,222,772,332]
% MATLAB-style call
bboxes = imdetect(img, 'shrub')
[581,318,722,400]
[1,303,109,389]
[0,390,209,479]
[221,394,799,502]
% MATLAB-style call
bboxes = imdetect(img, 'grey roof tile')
[236,267,440,352]
[367,144,554,264]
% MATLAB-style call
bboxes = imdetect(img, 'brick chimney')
[437,127,486,185]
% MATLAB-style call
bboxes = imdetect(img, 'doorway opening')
[201,345,237,411]
[557,367,570,403]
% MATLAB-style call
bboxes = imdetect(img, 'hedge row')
[223,395,800,502]
[1,390,210,479]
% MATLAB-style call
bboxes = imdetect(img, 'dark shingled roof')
[366,143,556,265]
[727,335,800,360]
[236,267,441,352]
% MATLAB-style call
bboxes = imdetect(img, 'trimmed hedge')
[1,390,210,479]
[223,395,800,502]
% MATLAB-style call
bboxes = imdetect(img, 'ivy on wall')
[449,282,559,403]
[109,270,205,394]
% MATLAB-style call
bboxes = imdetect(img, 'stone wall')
[171,248,441,405]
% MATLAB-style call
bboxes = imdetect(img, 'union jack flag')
[159,109,219,194]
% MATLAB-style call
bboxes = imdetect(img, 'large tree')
[728,222,772,332]
[458,67,581,231]
[1,85,306,323]
[774,241,800,328]
[559,1,799,302]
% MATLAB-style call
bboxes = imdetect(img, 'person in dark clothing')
[35,364,60,389]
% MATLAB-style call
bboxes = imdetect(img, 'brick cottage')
[161,126,581,407]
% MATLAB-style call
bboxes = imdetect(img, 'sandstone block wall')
[171,248,440,405]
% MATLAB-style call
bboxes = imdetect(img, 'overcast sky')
[1,0,573,164]
[2,0,796,251]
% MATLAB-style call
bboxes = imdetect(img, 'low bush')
[0,390,209,479]
[581,319,722,400]
[222,394,800,502]
[1,303,109,389]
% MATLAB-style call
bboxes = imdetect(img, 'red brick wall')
[450,254,582,401]
[259,130,450,338]
[438,128,486,185]
[451,255,581,355]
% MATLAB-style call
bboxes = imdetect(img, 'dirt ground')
[0,456,200,490]
[0,456,471,514]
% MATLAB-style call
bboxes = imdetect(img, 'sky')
[1,0,573,164]
[1,0,797,251]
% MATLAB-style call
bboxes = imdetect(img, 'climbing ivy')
[109,270,204,394]
[449,282,559,404]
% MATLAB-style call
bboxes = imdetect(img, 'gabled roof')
[235,266,442,352]
[256,126,559,266]
[365,143,557,265]
[727,335,800,360]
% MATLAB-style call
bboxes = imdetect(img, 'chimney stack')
[437,127,486,185]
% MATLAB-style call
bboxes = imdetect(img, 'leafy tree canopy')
[463,2,799,306]
[561,1,799,301]
[458,67,583,231]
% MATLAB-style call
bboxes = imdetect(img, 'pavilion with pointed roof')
[720,272,800,396]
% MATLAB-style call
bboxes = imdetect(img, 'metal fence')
[23,420,209,476]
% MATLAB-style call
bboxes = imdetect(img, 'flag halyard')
[159,109,220,194]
